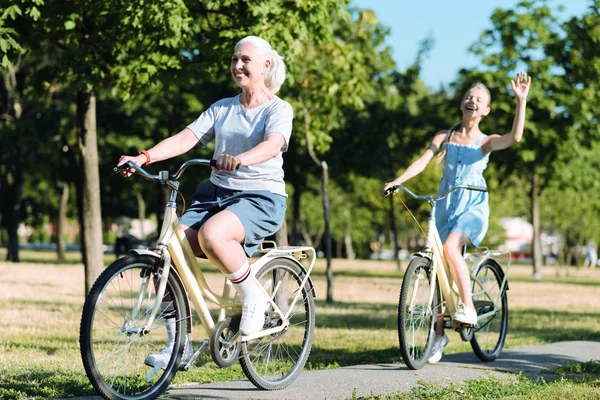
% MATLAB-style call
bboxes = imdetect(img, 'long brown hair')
[436,122,461,164]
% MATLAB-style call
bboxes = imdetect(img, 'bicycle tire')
[470,258,508,362]
[398,256,438,370]
[80,255,188,400]
[239,257,316,390]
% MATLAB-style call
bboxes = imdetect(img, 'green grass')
[0,255,599,399]
[350,361,600,399]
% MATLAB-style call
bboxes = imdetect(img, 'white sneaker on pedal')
[145,336,193,370]
[427,333,449,364]
[240,294,269,335]
[452,304,478,326]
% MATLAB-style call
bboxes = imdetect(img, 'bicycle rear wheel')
[80,255,188,400]
[470,258,508,362]
[398,256,438,370]
[240,257,316,390]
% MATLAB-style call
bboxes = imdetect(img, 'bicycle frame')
[392,184,509,326]
[130,162,317,343]
[421,207,510,325]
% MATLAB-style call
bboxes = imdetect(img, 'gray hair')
[235,36,286,93]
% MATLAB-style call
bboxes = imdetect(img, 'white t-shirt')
[186,95,293,197]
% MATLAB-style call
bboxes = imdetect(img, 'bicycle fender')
[128,248,161,258]
[127,248,193,333]
[280,255,317,298]
[413,251,432,261]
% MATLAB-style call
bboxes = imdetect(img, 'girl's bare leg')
[443,231,473,308]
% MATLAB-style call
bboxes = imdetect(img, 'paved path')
[73,341,600,400]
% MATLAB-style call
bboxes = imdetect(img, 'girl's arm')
[482,71,532,154]
[381,130,447,196]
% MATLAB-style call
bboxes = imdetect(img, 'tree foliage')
[2,0,600,278]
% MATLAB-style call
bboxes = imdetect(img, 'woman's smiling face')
[230,43,269,90]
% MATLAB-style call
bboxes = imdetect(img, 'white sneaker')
[427,333,449,364]
[145,336,193,370]
[240,295,269,335]
[452,304,478,326]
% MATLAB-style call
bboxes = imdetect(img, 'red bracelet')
[138,150,151,166]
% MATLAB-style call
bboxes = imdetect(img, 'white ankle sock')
[164,317,176,348]
[227,261,262,300]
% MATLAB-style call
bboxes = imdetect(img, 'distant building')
[499,217,532,259]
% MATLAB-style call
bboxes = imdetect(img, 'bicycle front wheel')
[470,258,508,362]
[240,257,316,390]
[398,256,438,370]
[80,255,188,400]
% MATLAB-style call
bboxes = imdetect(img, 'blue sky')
[352,0,591,89]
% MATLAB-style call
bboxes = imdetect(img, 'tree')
[3,0,194,291]
[283,7,397,302]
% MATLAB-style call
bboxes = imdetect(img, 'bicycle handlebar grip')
[209,159,240,170]
[114,161,132,173]
[384,185,399,196]
[114,161,139,174]
[465,185,488,192]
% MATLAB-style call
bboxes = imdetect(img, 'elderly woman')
[117,35,293,368]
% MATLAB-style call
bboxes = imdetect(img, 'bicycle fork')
[121,250,172,337]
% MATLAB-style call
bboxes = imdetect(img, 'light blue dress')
[435,132,490,247]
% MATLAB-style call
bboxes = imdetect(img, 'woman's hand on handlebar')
[214,153,241,172]
[117,154,145,177]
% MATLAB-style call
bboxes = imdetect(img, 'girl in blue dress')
[382,71,531,363]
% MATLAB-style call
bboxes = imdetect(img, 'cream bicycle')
[385,184,509,370]
[79,159,317,400]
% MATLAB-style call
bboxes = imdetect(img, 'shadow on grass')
[0,370,95,400]
[4,339,80,356]
[315,300,398,330]
[509,276,600,287]
[316,300,398,312]
[509,309,600,342]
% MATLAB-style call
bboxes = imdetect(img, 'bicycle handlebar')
[384,184,487,202]
[113,158,216,182]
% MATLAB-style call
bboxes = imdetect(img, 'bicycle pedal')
[451,320,478,329]
[179,339,209,371]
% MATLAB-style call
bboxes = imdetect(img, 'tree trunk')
[77,90,104,294]
[344,229,355,259]
[1,61,23,263]
[303,107,333,302]
[389,195,401,270]
[289,156,303,247]
[5,185,21,263]
[275,219,289,246]
[531,173,542,279]
[4,159,23,263]
[321,161,333,303]
[136,192,146,239]
[57,181,69,261]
